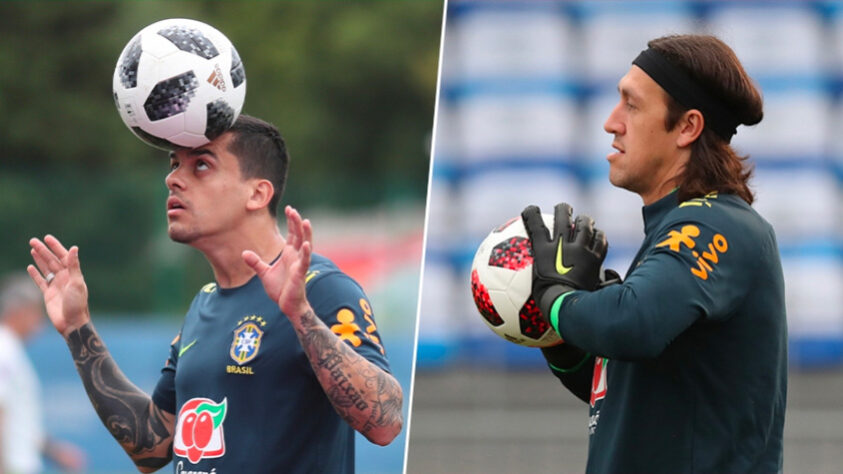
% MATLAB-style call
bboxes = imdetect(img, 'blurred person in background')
[0,273,86,473]
[523,34,786,473]
[25,115,403,472]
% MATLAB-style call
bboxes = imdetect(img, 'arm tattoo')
[297,310,404,443]
[66,322,173,468]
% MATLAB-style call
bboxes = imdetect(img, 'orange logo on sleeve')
[359,298,384,354]
[655,225,700,252]
[689,234,728,280]
[656,225,728,280]
[331,309,362,347]
[329,300,386,354]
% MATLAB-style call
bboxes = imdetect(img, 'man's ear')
[676,109,704,147]
[246,179,275,212]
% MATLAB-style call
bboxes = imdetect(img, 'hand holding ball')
[470,214,562,348]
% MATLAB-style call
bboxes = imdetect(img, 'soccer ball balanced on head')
[113,18,246,150]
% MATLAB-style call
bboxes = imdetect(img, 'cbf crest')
[230,315,266,365]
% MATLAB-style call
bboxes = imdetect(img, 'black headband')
[632,48,739,142]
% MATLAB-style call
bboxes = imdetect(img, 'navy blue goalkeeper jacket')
[547,191,786,473]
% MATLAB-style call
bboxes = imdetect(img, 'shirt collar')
[642,190,679,235]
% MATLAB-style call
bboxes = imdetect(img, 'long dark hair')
[651,35,763,205]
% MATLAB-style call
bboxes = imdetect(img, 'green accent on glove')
[549,290,573,336]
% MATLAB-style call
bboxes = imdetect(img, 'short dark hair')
[650,35,763,205]
[226,115,290,216]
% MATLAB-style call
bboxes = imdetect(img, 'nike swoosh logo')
[178,339,197,357]
[555,241,573,275]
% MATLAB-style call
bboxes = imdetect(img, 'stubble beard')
[608,164,630,191]
[167,223,200,244]
[608,159,646,195]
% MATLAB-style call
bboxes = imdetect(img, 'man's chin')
[608,170,624,189]
[167,226,196,244]
[608,174,643,196]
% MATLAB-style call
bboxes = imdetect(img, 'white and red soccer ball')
[112,18,246,150]
[470,215,563,348]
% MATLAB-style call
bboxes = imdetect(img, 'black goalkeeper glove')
[521,203,608,319]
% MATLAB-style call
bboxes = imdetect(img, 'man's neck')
[640,181,679,206]
[640,150,689,205]
[192,220,285,289]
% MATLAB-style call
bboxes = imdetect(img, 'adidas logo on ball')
[207,65,227,92]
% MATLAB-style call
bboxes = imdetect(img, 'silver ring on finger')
[45,272,55,285]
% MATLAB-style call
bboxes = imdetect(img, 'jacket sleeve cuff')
[538,285,574,336]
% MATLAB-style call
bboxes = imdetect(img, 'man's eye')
[170,161,179,171]
[196,160,209,171]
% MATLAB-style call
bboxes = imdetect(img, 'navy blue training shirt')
[152,253,390,473]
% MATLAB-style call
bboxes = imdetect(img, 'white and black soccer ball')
[112,18,246,150]
[470,215,563,348]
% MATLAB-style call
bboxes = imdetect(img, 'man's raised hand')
[26,235,91,337]
[243,205,313,320]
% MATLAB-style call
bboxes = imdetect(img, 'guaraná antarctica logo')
[173,397,227,463]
